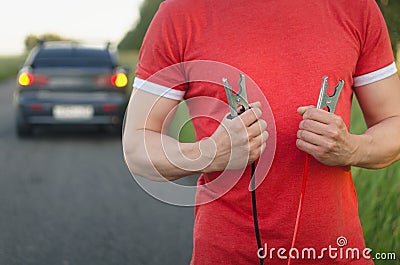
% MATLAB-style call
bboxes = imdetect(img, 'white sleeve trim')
[133,77,185,100]
[353,62,398,87]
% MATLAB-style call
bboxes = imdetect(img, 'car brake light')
[112,73,128,88]
[102,104,116,112]
[18,73,33,86]
[96,75,110,86]
[29,103,44,111]
[33,75,49,85]
[96,73,128,88]
[18,73,48,86]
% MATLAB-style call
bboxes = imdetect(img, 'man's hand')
[201,102,268,172]
[296,106,358,166]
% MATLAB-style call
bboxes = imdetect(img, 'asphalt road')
[0,79,195,265]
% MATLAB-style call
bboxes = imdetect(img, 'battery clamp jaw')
[222,74,344,265]
[223,74,251,119]
[317,76,344,112]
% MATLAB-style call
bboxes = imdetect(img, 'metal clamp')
[316,76,344,113]
[222,74,250,119]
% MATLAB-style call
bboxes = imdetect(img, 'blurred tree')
[118,0,400,58]
[24,35,40,52]
[377,0,400,58]
[24,33,72,52]
[118,0,164,51]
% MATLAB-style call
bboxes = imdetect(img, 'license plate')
[50,78,86,87]
[53,105,94,120]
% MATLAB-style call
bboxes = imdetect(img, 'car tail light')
[18,73,48,86]
[102,104,117,112]
[28,103,44,111]
[33,75,49,86]
[18,73,33,86]
[96,75,110,86]
[96,73,128,88]
[112,73,128,88]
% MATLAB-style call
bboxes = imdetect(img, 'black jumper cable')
[223,74,344,265]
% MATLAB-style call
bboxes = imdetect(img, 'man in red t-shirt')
[123,0,400,264]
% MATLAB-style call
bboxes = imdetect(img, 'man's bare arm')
[351,74,400,168]
[296,74,400,169]
[122,89,268,181]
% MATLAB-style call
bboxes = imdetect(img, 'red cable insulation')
[287,153,309,265]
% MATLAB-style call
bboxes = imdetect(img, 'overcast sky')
[0,0,144,55]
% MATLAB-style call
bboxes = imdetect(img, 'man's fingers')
[297,129,333,147]
[247,119,267,138]
[239,106,262,127]
[297,105,314,116]
[302,107,336,125]
[249,101,261,109]
[250,130,269,148]
[299,119,329,135]
[249,131,269,162]
[296,138,318,155]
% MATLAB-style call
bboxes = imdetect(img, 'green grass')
[2,49,397,262]
[118,50,197,142]
[117,50,139,95]
[0,55,25,82]
[0,51,138,84]
[121,48,399,261]
[351,97,400,264]
[169,92,400,264]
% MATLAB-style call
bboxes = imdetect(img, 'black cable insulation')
[251,162,264,265]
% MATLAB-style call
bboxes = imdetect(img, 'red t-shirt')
[134,0,396,264]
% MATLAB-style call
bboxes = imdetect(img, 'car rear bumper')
[17,104,125,125]
[15,91,127,126]
[26,115,122,125]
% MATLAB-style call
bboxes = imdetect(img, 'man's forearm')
[350,116,400,169]
[123,102,267,182]
[123,129,211,181]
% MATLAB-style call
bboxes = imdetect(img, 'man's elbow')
[359,153,400,170]
[122,145,138,173]
[122,140,165,182]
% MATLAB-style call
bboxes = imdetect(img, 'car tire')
[98,124,122,136]
[16,112,33,138]
[17,122,33,138]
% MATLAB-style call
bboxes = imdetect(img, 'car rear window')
[32,48,115,68]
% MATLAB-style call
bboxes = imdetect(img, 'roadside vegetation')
[1,49,399,261]
[351,98,400,263]
[0,55,25,82]
[117,50,139,94]
[118,45,399,261]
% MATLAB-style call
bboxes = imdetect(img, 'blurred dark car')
[14,41,129,137]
